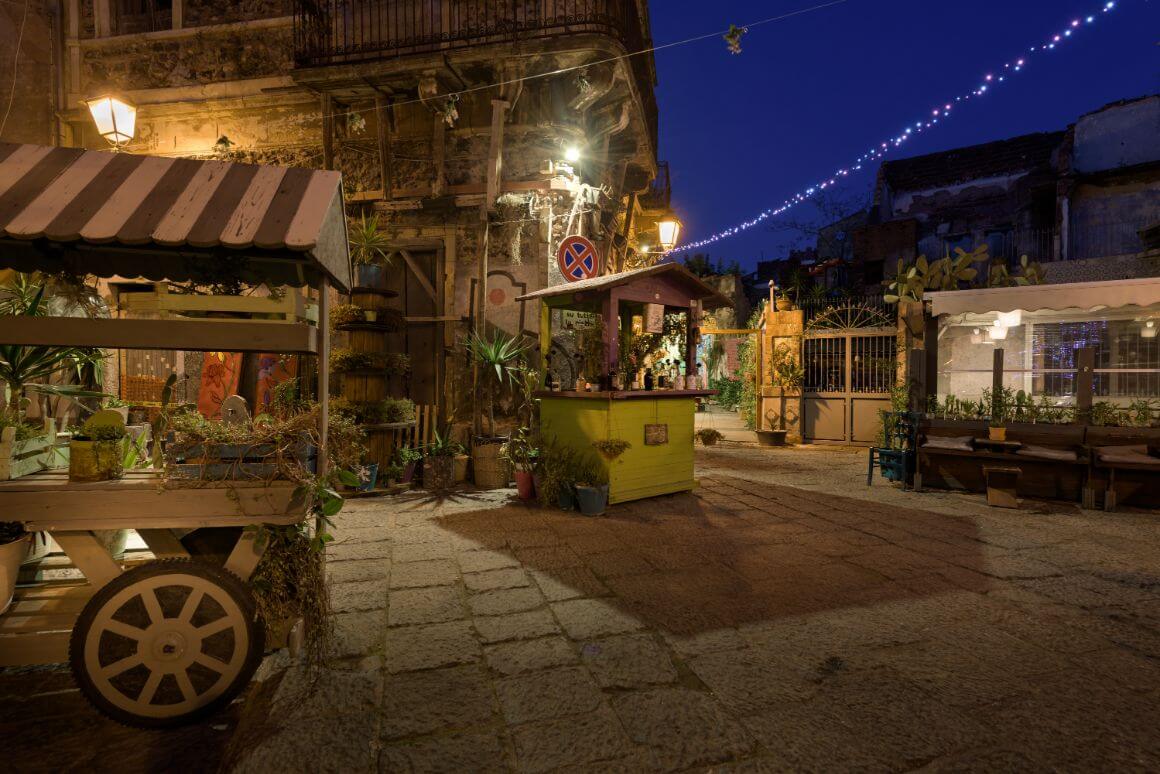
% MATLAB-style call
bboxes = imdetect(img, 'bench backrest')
[1006,423,1086,449]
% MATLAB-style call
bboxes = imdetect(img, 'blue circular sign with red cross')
[557,235,601,282]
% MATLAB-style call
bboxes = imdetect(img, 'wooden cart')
[0,144,351,727]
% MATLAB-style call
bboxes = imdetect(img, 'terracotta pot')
[755,429,788,447]
[776,298,795,312]
[989,427,1007,442]
[515,471,535,501]
[454,454,470,483]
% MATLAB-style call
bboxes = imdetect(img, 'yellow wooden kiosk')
[517,264,730,504]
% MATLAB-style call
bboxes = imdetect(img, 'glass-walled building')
[928,278,1160,407]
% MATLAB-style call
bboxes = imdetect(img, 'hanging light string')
[679,1,1123,253]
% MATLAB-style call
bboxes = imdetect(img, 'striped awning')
[0,143,351,292]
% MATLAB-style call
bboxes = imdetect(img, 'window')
[942,234,973,257]
[985,228,1015,267]
[114,0,172,35]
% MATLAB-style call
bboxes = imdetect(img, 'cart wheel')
[69,559,265,728]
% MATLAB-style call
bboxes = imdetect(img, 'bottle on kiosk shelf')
[644,367,654,391]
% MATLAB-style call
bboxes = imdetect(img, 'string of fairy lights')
[677,1,1123,253]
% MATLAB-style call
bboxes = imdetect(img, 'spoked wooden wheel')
[69,559,264,728]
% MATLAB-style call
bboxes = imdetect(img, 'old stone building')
[2,0,669,413]
[853,94,1160,290]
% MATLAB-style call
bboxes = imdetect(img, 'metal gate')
[801,305,897,445]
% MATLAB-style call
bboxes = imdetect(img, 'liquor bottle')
[644,367,654,391]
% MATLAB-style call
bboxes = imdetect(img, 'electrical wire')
[319,0,850,124]
[0,0,31,137]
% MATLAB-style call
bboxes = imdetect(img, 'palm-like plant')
[0,280,108,418]
[349,214,393,266]
[466,330,528,438]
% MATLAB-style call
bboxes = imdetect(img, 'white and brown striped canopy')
[0,143,351,292]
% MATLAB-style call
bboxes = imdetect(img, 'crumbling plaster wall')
[1073,95,1160,175]
[0,0,55,144]
[80,24,293,92]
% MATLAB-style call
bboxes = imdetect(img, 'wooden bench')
[1085,427,1160,511]
[917,420,1088,502]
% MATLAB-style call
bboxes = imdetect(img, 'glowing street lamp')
[85,95,136,149]
[657,215,682,252]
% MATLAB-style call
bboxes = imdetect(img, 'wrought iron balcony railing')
[292,0,658,152]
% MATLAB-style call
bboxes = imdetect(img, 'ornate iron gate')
[801,305,897,445]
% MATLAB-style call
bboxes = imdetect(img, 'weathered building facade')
[3,0,666,413]
[854,95,1160,290]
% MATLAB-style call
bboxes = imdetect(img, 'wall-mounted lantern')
[85,95,136,149]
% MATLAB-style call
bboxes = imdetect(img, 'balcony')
[293,0,657,150]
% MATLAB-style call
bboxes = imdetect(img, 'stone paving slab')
[7,445,1160,772]
[225,455,1160,771]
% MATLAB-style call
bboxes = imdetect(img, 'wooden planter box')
[168,436,316,480]
[0,419,57,481]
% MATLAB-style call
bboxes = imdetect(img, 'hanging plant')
[592,438,631,460]
[439,94,460,128]
[724,24,748,54]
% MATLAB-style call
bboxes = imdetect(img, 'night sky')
[653,0,1159,270]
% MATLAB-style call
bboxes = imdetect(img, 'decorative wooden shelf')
[351,286,400,298]
[362,421,417,431]
[337,321,403,333]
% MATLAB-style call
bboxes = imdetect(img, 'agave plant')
[349,214,393,266]
[465,330,529,438]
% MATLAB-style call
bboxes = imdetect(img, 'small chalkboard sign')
[644,424,668,446]
[645,303,665,334]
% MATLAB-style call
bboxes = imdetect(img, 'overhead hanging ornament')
[724,24,748,55]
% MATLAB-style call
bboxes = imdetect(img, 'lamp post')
[84,95,137,150]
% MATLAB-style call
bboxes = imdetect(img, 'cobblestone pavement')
[224,445,1160,772]
[0,662,240,772]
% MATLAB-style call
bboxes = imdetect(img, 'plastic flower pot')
[575,484,609,517]
[358,463,379,492]
[1,534,29,614]
[401,461,417,483]
[557,486,576,511]
[357,263,384,287]
[454,454,470,483]
[69,438,125,482]
[515,471,535,501]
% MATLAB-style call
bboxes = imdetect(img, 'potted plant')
[574,458,609,517]
[396,446,423,483]
[102,396,131,423]
[69,410,127,482]
[466,331,527,489]
[502,426,540,501]
[758,342,804,446]
[350,214,393,287]
[384,462,404,486]
[0,522,29,614]
[330,303,366,328]
[357,462,379,492]
[985,387,1013,441]
[591,438,631,460]
[424,429,464,491]
[696,428,724,446]
[535,436,577,510]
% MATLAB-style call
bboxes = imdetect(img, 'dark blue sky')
[653,0,1159,269]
